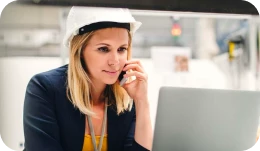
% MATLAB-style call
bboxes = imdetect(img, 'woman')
[23,6,152,151]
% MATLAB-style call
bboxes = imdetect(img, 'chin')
[104,79,118,85]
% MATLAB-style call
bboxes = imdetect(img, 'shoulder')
[33,64,68,79]
[26,64,68,97]
[29,64,68,85]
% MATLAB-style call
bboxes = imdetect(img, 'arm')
[23,74,64,151]
[257,126,260,142]
[124,102,152,151]
[122,60,153,150]
[134,100,153,150]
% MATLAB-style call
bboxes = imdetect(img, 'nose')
[108,51,119,66]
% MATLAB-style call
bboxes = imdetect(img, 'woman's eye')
[118,47,127,52]
[98,47,109,52]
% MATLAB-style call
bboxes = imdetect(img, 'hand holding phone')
[118,70,128,86]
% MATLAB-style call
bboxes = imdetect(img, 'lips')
[103,70,118,73]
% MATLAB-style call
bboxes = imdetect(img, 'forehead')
[89,28,129,44]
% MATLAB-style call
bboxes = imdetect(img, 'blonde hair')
[66,30,133,116]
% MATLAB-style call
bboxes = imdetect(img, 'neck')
[91,80,107,106]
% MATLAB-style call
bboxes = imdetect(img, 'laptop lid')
[152,86,260,151]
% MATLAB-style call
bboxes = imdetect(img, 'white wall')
[0,57,228,150]
[0,2,61,28]
[0,57,63,150]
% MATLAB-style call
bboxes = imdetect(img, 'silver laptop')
[152,86,260,151]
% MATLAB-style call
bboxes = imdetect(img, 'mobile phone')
[118,70,128,86]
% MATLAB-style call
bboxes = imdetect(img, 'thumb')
[122,80,133,91]
[122,82,129,91]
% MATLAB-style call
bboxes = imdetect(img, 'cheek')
[119,55,127,66]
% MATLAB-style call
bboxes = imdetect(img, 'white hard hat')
[63,6,142,48]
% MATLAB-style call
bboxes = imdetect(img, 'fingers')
[124,59,145,73]
[123,64,144,73]
[125,59,144,68]
[124,70,147,81]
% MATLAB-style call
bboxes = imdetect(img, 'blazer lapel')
[107,105,121,151]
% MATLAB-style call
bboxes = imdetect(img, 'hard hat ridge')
[63,6,142,47]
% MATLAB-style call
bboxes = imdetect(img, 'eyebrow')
[96,43,128,47]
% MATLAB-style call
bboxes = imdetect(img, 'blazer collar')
[107,105,121,151]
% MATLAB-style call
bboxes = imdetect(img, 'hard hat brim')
[63,21,142,48]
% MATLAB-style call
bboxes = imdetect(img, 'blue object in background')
[215,19,249,54]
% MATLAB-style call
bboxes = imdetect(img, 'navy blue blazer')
[23,64,149,151]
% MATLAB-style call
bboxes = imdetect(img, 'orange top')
[82,134,108,151]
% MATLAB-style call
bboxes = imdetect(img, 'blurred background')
[0,1,260,150]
